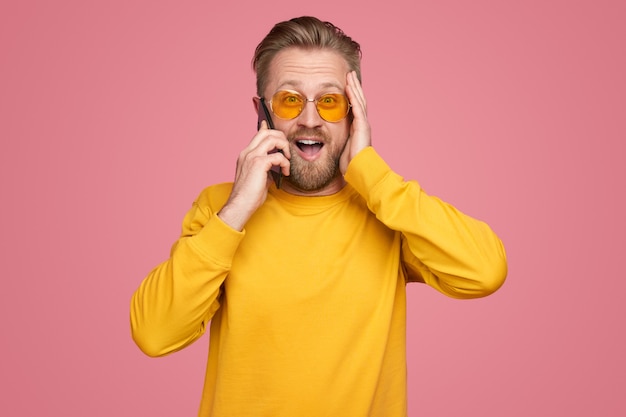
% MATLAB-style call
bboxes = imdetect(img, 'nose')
[297,99,323,128]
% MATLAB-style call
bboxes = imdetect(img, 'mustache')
[287,127,331,142]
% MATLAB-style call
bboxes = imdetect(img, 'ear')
[252,97,260,116]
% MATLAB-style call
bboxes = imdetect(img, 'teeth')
[298,140,322,145]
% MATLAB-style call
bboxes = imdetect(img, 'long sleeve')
[130,184,244,357]
[344,147,507,298]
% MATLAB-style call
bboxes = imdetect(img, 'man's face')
[262,48,351,194]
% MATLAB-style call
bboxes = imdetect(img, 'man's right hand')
[217,120,291,231]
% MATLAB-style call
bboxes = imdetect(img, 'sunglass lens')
[272,91,303,119]
[317,94,349,122]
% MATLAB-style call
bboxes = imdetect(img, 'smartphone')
[257,98,283,188]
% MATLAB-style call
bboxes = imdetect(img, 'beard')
[285,128,345,192]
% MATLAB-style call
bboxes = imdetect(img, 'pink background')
[1,0,624,415]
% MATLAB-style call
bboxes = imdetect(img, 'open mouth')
[296,139,324,157]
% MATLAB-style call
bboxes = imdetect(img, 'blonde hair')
[252,16,362,96]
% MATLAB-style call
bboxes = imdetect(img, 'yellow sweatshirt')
[131,147,507,416]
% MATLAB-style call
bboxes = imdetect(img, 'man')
[131,16,507,417]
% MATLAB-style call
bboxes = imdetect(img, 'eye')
[318,94,342,109]
[280,92,303,106]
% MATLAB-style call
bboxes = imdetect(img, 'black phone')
[257,98,283,189]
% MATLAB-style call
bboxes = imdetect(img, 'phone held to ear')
[257,98,283,189]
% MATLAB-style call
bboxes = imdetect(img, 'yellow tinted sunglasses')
[264,90,351,123]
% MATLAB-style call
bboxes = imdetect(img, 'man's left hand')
[340,70,371,174]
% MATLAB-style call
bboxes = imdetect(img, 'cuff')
[188,214,245,266]
[344,146,396,199]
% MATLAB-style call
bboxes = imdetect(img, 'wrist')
[217,202,250,232]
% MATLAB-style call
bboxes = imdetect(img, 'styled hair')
[252,16,362,96]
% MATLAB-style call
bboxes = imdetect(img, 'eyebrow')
[278,80,345,92]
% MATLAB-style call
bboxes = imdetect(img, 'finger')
[347,71,366,111]
[257,151,290,178]
[251,144,291,173]
[246,129,291,162]
[353,71,365,97]
[246,121,272,149]
[354,75,367,114]
[346,72,365,114]
[274,139,291,162]
[263,137,291,163]
[270,152,291,176]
